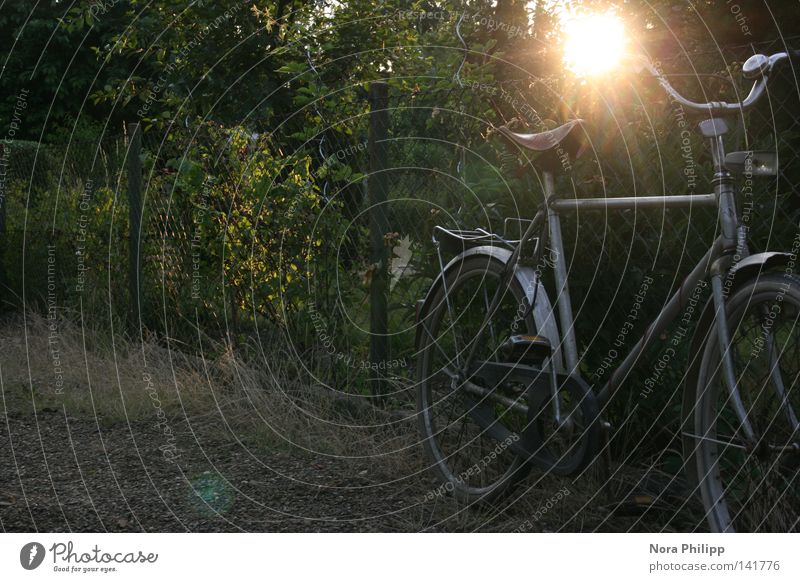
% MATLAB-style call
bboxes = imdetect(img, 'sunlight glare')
[562,13,626,77]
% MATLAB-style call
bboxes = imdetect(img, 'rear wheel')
[693,273,800,532]
[416,253,534,503]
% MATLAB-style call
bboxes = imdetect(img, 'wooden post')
[368,82,389,398]
[126,122,143,329]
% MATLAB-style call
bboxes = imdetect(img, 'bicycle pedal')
[501,334,552,364]
[604,474,688,516]
[603,494,667,517]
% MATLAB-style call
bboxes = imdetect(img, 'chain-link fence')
[354,37,800,421]
[1,38,798,423]
[0,132,130,319]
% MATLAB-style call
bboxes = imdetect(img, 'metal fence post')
[126,122,143,329]
[0,142,6,302]
[368,82,389,398]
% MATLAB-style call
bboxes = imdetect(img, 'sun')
[562,13,627,76]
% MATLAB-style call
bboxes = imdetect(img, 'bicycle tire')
[416,251,534,503]
[691,272,800,532]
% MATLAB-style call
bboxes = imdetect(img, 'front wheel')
[692,272,800,532]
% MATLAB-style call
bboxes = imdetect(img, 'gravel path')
[0,409,439,532]
[1,407,691,532]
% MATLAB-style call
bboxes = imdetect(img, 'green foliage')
[134,121,347,332]
[2,0,800,445]
[2,173,126,317]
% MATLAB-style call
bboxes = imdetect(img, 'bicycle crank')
[460,361,602,476]
[522,372,603,476]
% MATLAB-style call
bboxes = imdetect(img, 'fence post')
[0,143,6,302]
[126,122,143,329]
[368,82,389,398]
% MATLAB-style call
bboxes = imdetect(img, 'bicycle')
[414,51,800,532]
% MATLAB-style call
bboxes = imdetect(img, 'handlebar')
[632,50,800,117]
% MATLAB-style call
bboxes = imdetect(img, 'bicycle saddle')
[496,119,587,172]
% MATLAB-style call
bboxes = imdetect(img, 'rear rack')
[433,221,538,256]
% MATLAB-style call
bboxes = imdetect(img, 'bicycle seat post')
[543,170,580,373]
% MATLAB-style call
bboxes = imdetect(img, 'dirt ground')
[1,407,700,532]
[0,408,441,532]
[0,316,696,533]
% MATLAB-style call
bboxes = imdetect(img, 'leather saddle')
[495,119,587,173]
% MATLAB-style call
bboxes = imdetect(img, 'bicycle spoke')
[682,431,747,450]
[417,254,533,499]
[420,319,461,371]
[483,284,498,354]
[696,276,800,531]
[765,328,800,431]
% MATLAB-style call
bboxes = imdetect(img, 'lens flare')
[189,472,235,517]
[562,13,626,76]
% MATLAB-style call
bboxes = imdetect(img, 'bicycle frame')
[417,51,799,528]
[560,128,739,383]
[546,186,729,408]
[464,118,758,438]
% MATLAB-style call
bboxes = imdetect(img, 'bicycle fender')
[680,251,794,488]
[728,251,793,283]
[414,245,565,373]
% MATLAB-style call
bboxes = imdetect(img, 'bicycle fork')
[708,125,760,446]
[709,272,757,444]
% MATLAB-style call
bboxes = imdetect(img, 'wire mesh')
[360,38,800,412]
[1,39,797,412]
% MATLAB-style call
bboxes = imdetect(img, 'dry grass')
[0,313,700,531]
[1,312,216,419]
[0,312,420,469]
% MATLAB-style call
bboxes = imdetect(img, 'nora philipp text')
[650,544,725,557]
